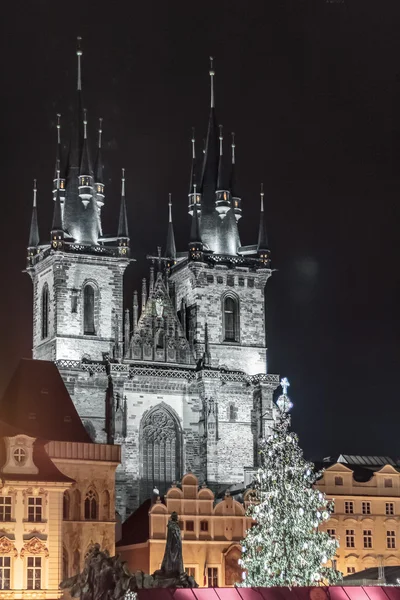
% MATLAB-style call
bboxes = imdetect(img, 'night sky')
[0,0,399,461]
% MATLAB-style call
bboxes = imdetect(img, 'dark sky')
[0,0,399,460]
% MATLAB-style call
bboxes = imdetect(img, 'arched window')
[141,405,181,499]
[62,547,69,581]
[63,491,70,520]
[223,295,239,342]
[83,284,95,335]
[72,489,81,521]
[41,285,49,339]
[84,489,98,520]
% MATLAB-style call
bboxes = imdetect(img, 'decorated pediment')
[0,536,17,557]
[20,536,49,558]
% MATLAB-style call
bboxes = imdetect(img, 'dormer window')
[385,478,393,488]
[334,476,343,486]
[13,447,26,465]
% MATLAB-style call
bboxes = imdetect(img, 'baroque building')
[117,473,251,587]
[317,456,400,578]
[26,41,279,519]
[0,360,120,598]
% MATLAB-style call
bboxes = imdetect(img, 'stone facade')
[317,462,400,577]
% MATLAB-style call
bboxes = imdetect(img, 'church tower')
[26,39,131,364]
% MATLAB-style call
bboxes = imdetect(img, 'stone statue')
[160,511,184,577]
[60,514,197,598]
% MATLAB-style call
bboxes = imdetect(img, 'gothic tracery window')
[83,284,95,335]
[223,294,239,342]
[41,284,49,340]
[84,489,98,520]
[141,406,181,499]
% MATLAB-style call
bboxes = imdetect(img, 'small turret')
[53,114,65,205]
[94,117,105,207]
[165,193,176,265]
[230,132,242,221]
[133,290,139,333]
[27,179,40,265]
[78,109,94,208]
[51,160,64,251]
[117,168,129,256]
[188,129,201,216]
[215,124,230,219]
[257,183,270,266]
[189,183,204,262]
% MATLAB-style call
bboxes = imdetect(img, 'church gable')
[130,272,193,364]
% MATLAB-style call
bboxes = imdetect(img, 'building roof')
[117,498,151,547]
[343,566,400,585]
[0,359,91,443]
[0,421,74,483]
[324,454,400,467]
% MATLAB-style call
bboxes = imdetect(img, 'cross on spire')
[280,377,290,395]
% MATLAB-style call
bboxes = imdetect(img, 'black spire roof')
[79,109,93,177]
[118,169,129,238]
[52,186,63,232]
[94,117,104,183]
[165,194,176,259]
[189,128,197,194]
[229,132,238,198]
[216,124,224,190]
[200,58,219,209]
[28,180,39,248]
[190,196,202,245]
[257,184,269,251]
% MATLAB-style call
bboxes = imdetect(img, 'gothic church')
[26,42,279,519]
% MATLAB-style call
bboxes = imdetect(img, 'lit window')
[28,497,42,522]
[185,521,194,532]
[200,521,209,532]
[327,529,336,539]
[207,567,218,587]
[0,498,11,522]
[362,501,371,515]
[344,501,354,514]
[363,529,372,549]
[387,530,396,549]
[84,489,98,520]
[334,476,343,486]
[386,502,395,515]
[0,557,10,590]
[27,556,41,590]
[83,284,95,335]
[345,529,355,548]
[384,478,393,488]
[347,566,356,574]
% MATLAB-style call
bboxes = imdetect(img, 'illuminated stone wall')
[29,252,128,362]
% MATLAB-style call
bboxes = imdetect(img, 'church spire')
[78,109,94,208]
[53,114,65,203]
[117,168,129,255]
[200,57,219,208]
[51,161,64,249]
[28,179,40,250]
[230,132,242,221]
[257,183,270,265]
[215,124,230,219]
[94,117,105,207]
[165,193,176,261]
[189,183,203,262]
[188,128,201,215]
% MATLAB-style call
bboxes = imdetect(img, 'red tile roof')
[0,359,91,443]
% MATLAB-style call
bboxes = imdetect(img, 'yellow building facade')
[317,461,400,576]
[118,474,251,587]
[0,359,120,599]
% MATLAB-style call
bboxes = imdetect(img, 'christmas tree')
[240,378,341,587]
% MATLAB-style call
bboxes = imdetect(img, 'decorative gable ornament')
[20,536,49,558]
[0,536,17,557]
